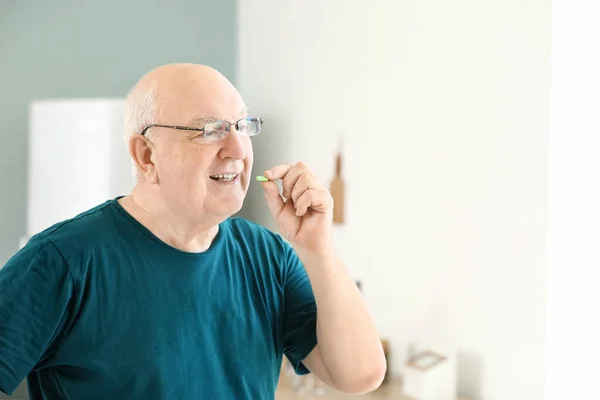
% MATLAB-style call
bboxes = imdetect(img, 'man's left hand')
[260,162,333,254]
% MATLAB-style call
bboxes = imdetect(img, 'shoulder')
[10,235,64,263]
[29,200,115,245]
[14,200,121,278]
[1,235,72,291]
[225,217,291,254]
[223,217,301,277]
[226,217,274,234]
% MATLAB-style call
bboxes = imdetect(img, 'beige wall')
[238,1,551,399]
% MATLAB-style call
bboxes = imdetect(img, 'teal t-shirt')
[0,198,317,399]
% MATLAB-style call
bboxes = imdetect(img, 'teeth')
[211,173,237,181]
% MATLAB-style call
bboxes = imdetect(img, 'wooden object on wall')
[329,135,345,224]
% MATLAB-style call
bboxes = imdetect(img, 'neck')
[119,185,220,253]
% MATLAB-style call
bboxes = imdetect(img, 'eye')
[202,129,228,141]
[237,120,248,132]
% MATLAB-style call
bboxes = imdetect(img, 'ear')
[129,135,158,184]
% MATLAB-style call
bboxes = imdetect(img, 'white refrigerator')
[20,98,134,248]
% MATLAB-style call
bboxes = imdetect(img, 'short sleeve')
[281,243,318,375]
[0,239,74,395]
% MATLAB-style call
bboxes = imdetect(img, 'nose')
[218,125,247,160]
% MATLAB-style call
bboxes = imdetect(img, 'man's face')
[150,78,254,222]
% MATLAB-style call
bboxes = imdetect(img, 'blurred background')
[1,1,598,399]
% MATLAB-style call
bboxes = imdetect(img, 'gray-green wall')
[0,0,238,267]
[0,2,237,397]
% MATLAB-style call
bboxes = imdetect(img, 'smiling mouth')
[210,173,239,182]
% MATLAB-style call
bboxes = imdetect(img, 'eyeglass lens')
[203,118,262,140]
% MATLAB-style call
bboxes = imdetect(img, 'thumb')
[261,181,285,218]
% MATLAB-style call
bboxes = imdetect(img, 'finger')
[264,165,293,181]
[281,162,312,199]
[295,189,331,216]
[261,181,285,219]
[290,173,311,205]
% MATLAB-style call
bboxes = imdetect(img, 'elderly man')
[0,64,385,399]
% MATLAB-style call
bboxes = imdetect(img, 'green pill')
[256,175,269,182]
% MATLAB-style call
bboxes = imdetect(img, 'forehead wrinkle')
[191,107,249,125]
[195,116,217,123]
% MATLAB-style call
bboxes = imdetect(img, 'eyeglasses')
[140,117,264,141]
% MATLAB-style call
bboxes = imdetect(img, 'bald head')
[128,63,244,126]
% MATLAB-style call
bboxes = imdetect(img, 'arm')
[297,248,386,394]
[0,239,73,395]
[261,162,386,394]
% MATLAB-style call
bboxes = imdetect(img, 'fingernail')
[265,169,273,177]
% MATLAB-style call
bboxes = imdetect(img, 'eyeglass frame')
[139,116,264,139]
